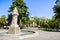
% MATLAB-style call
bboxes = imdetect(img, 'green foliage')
[53,5,60,13]
[34,17,40,25]
[39,16,57,29]
[40,20,49,29]
[8,0,28,13]
[8,0,29,17]
[53,5,60,19]
[0,15,7,26]
[19,16,30,29]
[8,0,29,27]
[53,0,60,31]
[7,14,12,25]
[38,28,47,31]
[48,19,57,29]
[21,17,29,24]
[40,17,49,28]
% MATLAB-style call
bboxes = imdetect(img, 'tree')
[40,17,49,29]
[8,0,29,26]
[20,16,29,28]
[48,19,57,29]
[34,17,40,26]
[7,14,12,25]
[0,15,7,26]
[53,0,60,31]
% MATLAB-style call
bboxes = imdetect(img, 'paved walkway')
[0,28,60,40]
[22,31,60,40]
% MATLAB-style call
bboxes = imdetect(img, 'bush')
[48,20,57,29]
[0,15,7,26]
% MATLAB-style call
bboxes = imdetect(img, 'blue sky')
[0,0,56,18]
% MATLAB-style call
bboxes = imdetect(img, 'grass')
[38,27,56,31]
[38,28,47,31]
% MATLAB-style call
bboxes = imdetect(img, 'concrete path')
[22,30,60,40]
[0,28,60,40]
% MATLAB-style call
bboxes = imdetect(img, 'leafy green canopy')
[53,0,60,31]
[8,0,28,13]
[0,15,7,26]
[53,5,60,19]
[8,0,29,25]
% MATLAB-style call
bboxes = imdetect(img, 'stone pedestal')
[8,27,20,34]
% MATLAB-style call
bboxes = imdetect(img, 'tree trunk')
[57,26,58,31]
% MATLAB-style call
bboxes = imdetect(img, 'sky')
[0,0,56,18]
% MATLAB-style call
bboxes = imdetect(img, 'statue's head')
[12,7,19,16]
